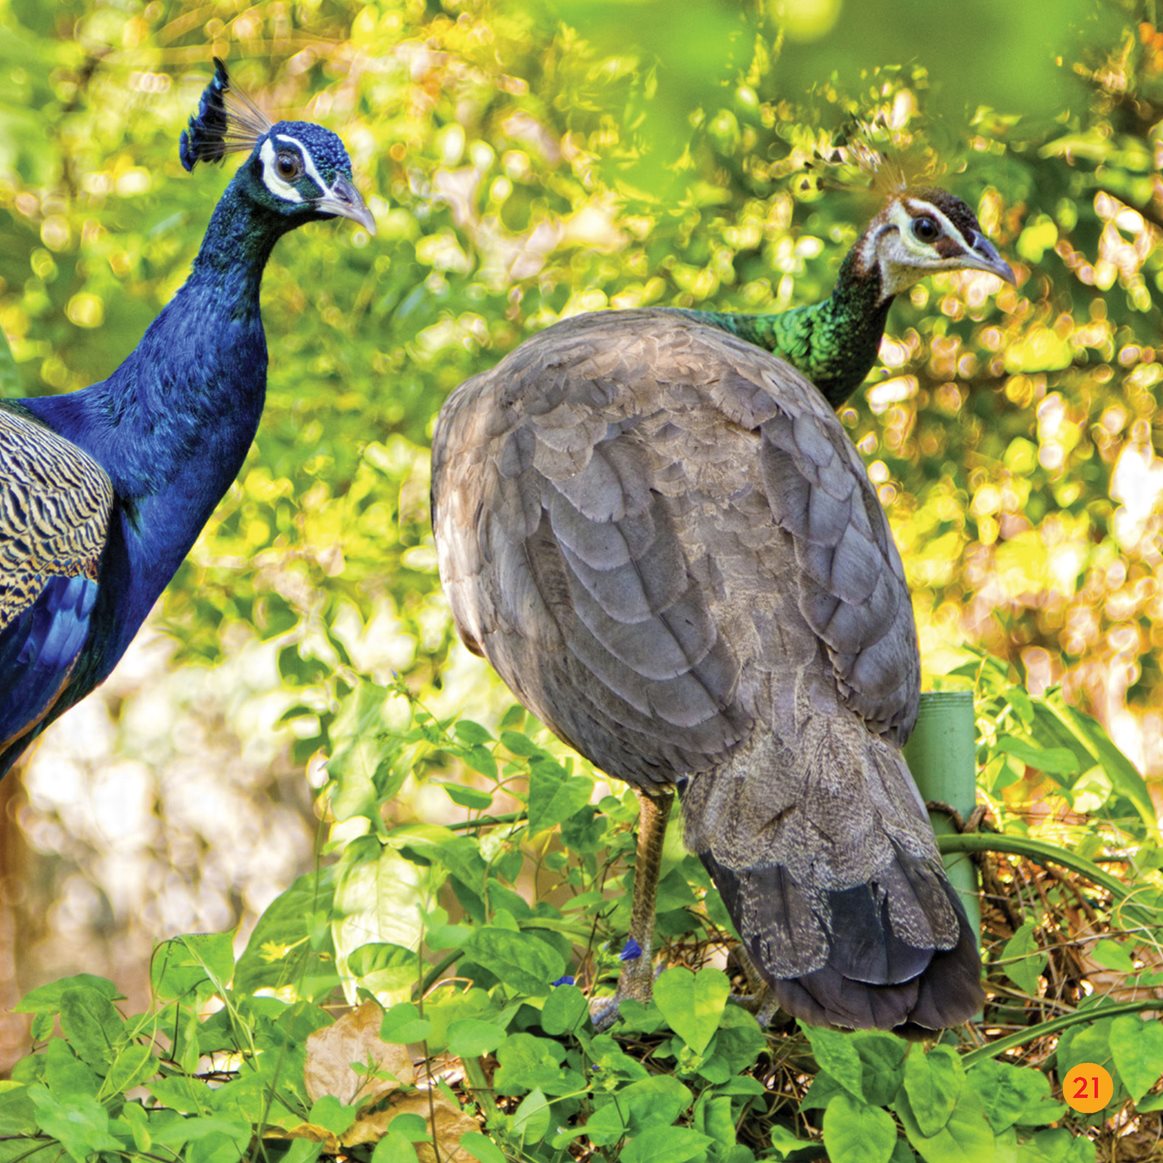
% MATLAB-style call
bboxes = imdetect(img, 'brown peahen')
[431,189,1014,1031]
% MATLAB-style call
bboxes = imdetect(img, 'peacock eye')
[275,150,302,180]
[912,215,940,243]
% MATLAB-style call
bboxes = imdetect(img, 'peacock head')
[179,58,375,235]
[856,188,1013,301]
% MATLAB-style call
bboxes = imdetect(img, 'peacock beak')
[966,231,1015,285]
[316,174,376,235]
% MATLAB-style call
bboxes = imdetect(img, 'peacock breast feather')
[0,404,113,636]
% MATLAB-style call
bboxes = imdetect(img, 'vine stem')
[446,811,526,832]
[962,999,1162,1067]
[937,832,1158,930]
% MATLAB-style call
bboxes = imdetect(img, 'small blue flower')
[551,974,576,987]
[619,938,642,962]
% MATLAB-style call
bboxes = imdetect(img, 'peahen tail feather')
[679,714,983,1031]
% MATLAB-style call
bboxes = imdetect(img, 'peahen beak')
[965,231,1015,285]
[316,174,376,234]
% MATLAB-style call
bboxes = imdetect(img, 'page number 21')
[1063,1063,1114,1113]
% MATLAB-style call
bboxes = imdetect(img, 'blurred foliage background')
[0,0,1160,1072]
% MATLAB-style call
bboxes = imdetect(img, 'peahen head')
[854,188,1013,301]
[699,186,1015,406]
[179,58,375,235]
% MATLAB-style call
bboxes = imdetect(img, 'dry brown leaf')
[341,1091,481,1160]
[279,1122,342,1153]
[305,999,415,1109]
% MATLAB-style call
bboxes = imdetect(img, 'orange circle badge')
[1063,1062,1114,1113]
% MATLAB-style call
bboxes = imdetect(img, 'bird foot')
[729,987,781,1026]
[588,993,623,1032]
[588,954,660,1031]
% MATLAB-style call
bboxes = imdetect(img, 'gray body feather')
[432,309,982,1029]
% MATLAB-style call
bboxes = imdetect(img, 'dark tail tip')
[704,853,982,1032]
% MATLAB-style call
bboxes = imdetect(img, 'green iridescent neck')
[676,250,893,408]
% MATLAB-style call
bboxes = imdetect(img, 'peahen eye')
[275,150,302,180]
[912,215,940,243]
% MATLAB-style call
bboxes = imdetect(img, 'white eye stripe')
[259,138,303,203]
[258,135,331,204]
[275,133,329,195]
[900,199,970,252]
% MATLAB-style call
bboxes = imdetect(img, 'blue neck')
[21,178,288,670]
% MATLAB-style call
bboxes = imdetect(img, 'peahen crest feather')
[180,58,272,172]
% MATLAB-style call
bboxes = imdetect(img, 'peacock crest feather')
[179,58,272,171]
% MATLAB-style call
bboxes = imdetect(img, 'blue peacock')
[0,60,374,777]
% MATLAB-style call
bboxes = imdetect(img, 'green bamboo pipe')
[903,690,981,945]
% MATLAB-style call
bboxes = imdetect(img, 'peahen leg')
[591,787,673,1029]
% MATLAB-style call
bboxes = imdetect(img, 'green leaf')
[15,974,121,1016]
[588,1033,651,1082]
[347,942,421,996]
[769,1123,813,1158]
[454,719,493,745]
[897,1086,998,1163]
[0,1084,36,1136]
[653,967,728,1055]
[800,1068,847,1112]
[327,681,400,818]
[902,1045,963,1137]
[333,840,431,983]
[621,1124,713,1163]
[434,835,490,892]
[447,1018,505,1058]
[460,742,497,778]
[389,1113,430,1141]
[371,1130,421,1163]
[967,1059,1063,1131]
[890,1139,918,1163]
[493,1033,581,1096]
[234,867,339,999]
[851,1031,909,1107]
[1110,1014,1163,1104]
[696,1005,766,1083]
[461,926,565,996]
[152,1110,252,1161]
[40,1038,102,1101]
[151,931,235,1001]
[582,1099,631,1147]
[994,736,1080,775]
[500,730,542,757]
[1089,939,1134,973]
[443,783,495,809]
[146,1075,214,1116]
[29,1085,123,1163]
[59,986,124,1072]
[527,758,593,833]
[540,984,588,1036]
[308,1095,358,1136]
[101,1041,157,1099]
[1036,697,1159,839]
[1022,1127,1097,1163]
[284,1141,325,1163]
[512,1087,550,1144]
[461,1130,509,1162]
[620,1075,693,1130]
[693,1093,730,1149]
[822,1093,897,1163]
[381,1003,433,1044]
[803,1024,865,1100]
[1056,1012,1116,1077]
[1001,921,1046,995]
